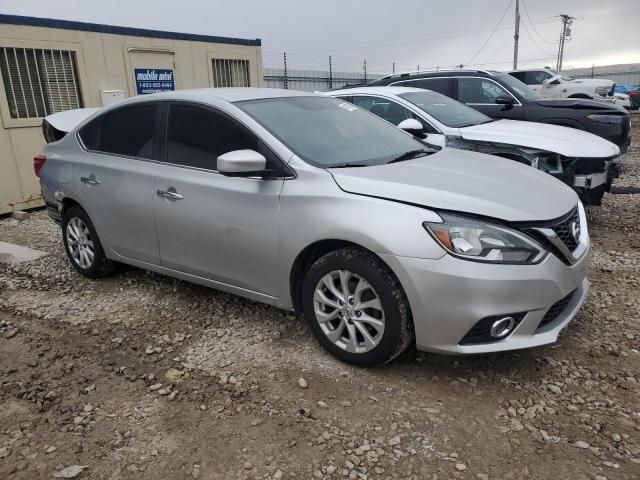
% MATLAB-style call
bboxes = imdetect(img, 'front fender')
[277,165,446,309]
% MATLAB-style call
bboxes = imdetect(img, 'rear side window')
[100,105,158,158]
[410,78,450,95]
[509,72,526,82]
[166,104,260,171]
[79,104,158,159]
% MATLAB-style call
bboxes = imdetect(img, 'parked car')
[628,87,640,110]
[327,86,620,206]
[38,88,590,366]
[613,92,632,109]
[367,69,631,153]
[507,68,615,100]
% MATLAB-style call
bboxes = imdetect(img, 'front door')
[153,102,283,296]
[456,77,524,120]
[74,103,160,264]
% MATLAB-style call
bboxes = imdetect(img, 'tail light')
[629,91,640,98]
[33,154,47,177]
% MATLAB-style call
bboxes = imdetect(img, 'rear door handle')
[80,174,100,185]
[156,189,184,201]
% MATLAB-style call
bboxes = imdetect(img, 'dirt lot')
[1,115,639,480]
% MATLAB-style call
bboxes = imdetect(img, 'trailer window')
[211,59,250,87]
[0,47,83,119]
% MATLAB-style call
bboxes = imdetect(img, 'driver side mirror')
[495,95,515,106]
[217,149,267,177]
[397,118,425,136]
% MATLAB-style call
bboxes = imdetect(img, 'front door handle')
[80,174,100,185]
[156,188,184,201]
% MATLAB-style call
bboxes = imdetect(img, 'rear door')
[152,102,284,296]
[454,77,524,120]
[75,103,160,264]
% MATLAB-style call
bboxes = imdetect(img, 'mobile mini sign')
[134,68,175,95]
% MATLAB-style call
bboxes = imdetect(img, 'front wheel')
[302,248,414,367]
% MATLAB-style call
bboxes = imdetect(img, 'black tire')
[301,247,414,367]
[62,206,116,279]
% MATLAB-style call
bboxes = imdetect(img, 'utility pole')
[283,52,288,89]
[392,62,395,74]
[513,0,520,69]
[556,14,575,71]
[328,56,333,90]
[363,59,367,83]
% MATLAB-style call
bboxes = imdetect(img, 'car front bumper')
[380,242,590,354]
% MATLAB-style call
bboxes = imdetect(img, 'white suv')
[508,68,615,100]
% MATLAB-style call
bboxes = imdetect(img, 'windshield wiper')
[329,163,369,168]
[387,149,430,164]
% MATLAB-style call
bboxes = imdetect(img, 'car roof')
[111,87,315,106]
[328,86,427,96]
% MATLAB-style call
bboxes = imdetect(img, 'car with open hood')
[37,88,590,366]
[366,69,631,154]
[327,86,620,206]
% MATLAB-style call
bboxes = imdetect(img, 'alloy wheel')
[313,270,385,353]
[66,217,95,269]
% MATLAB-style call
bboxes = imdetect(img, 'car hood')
[329,148,577,222]
[533,97,627,113]
[459,119,620,158]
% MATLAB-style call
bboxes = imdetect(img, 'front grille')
[553,208,580,251]
[459,313,525,345]
[526,207,581,264]
[537,290,577,330]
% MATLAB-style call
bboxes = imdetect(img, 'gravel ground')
[0,114,639,480]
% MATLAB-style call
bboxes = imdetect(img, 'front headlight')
[595,86,609,96]
[423,214,547,264]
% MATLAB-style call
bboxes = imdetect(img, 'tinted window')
[457,78,511,104]
[398,90,492,128]
[236,96,432,168]
[98,105,158,158]
[411,78,450,95]
[78,117,101,150]
[166,104,259,171]
[509,72,526,82]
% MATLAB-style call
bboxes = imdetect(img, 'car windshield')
[236,96,432,168]
[497,73,543,101]
[398,90,492,128]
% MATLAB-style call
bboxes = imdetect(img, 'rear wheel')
[302,248,413,367]
[62,206,116,278]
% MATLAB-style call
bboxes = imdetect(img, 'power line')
[520,18,557,57]
[521,0,557,45]
[466,0,515,66]
[262,15,554,57]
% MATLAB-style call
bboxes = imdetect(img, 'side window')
[525,71,551,85]
[166,104,265,171]
[509,72,526,83]
[412,78,449,95]
[352,96,412,126]
[93,105,159,159]
[351,96,436,133]
[457,78,510,104]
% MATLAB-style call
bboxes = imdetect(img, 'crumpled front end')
[445,136,619,206]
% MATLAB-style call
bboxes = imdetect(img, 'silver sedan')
[38,88,590,366]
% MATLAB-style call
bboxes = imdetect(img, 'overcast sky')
[1,0,638,74]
